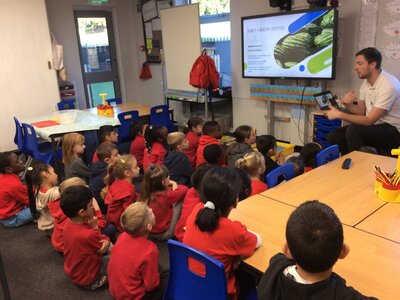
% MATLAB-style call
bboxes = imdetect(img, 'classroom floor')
[0,222,169,299]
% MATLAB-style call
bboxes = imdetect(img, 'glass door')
[74,10,121,107]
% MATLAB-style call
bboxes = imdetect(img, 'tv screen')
[242,8,338,79]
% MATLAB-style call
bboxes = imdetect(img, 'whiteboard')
[160,4,201,91]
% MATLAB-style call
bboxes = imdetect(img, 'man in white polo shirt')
[326,47,400,154]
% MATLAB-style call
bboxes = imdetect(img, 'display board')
[160,4,201,92]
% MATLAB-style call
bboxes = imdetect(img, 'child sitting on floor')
[143,125,169,171]
[92,125,118,163]
[108,202,166,300]
[300,142,323,172]
[235,152,268,196]
[89,142,119,214]
[103,155,139,233]
[203,144,223,166]
[257,200,377,300]
[286,156,305,177]
[62,132,89,181]
[31,163,59,232]
[183,116,204,166]
[256,135,286,179]
[196,121,224,167]
[183,167,262,300]
[129,120,148,171]
[227,125,257,168]
[164,132,194,186]
[139,164,188,241]
[0,151,32,228]
[174,163,212,241]
[61,185,110,290]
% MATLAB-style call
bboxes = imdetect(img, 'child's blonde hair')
[59,177,86,194]
[235,152,266,177]
[167,132,185,150]
[121,202,152,235]
[62,133,85,164]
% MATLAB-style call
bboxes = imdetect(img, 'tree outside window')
[191,0,230,15]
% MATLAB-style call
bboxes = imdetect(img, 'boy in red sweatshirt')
[61,185,110,290]
[196,121,224,167]
[0,151,32,227]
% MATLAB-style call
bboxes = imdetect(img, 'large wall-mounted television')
[242,8,338,80]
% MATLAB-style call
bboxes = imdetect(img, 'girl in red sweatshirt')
[139,164,188,241]
[183,116,204,166]
[143,125,168,171]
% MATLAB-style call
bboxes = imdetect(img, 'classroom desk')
[230,195,400,299]
[356,203,400,243]
[85,102,174,121]
[260,151,396,226]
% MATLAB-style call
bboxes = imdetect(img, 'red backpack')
[189,51,220,89]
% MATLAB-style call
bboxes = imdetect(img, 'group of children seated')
[0,116,376,299]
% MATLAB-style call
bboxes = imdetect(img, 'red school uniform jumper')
[250,178,268,196]
[183,203,258,300]
[174,187,201,241]
[196,135,224,167]
[149,185,188,234]
[143,142,167,171]
[108,233,160,299]
[0,174,29,220]
[130,135,145,169]
[105,179,137,232]
[63,220,109,286]
[183,131,200,167]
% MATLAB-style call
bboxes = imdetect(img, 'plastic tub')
[54,110,78,124]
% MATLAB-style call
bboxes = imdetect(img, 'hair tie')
[204,201,215,210]
[118,158,125,164]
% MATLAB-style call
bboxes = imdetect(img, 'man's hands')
[324,105,342,120]
[340,90,357,105]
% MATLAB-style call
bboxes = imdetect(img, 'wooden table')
[230,195,400,299]
[261,151,396,226]
[356,202,400,243]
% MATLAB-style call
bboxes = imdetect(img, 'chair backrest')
[150,105,173,131]
[164,239,228,300]
[13,117,24,152]
[117,110,139,143]
[316,144,340,167]
[21,123,39,155]
[57,99,76,111]
[106,97,122,105]
[266,162,295,188]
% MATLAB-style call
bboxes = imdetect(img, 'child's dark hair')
[234,167,252,201]
[183,116,204,134]
[140,164,169,204]
[256,135,276,156]
[195,167,239,232]
[286,156,304,176]
[99,125,116,142]
[202,121,220,136]
[144,125,167,155]
[227,125,253,157]
[203,144,221,165]
[300,142,322,168]
[97,142,118,162]
[31,163,52,198]
[60,185,93,218]
[191,164,213,190]
[286,200,343,273]
[130,120,148,140]
[0,151,13,173]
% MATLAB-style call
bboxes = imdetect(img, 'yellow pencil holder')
[374,178,400,203]
[97,105,114,118]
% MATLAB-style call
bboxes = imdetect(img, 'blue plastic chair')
[106,97,122,105]
[316,144,340,167]
[117,110,139,143]
[13,117,27,155]
[164,239,228,300]
[266,162,295,188]
[150,104,174,132]
[21,123,60,164]
[57,99,76,110]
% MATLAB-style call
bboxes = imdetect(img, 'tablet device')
[313,91,339,110]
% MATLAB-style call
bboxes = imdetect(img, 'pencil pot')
[374,178,400,203]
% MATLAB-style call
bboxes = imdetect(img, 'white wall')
[45,0,165,109]
[230,0,362,145]
[1,0,60,151]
